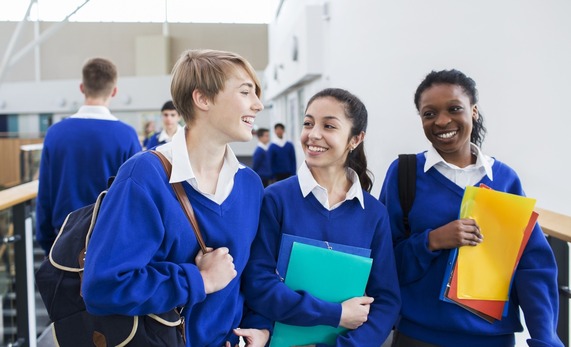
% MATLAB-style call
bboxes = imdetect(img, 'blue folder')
[270,234,373,347]
[275,233,372,281]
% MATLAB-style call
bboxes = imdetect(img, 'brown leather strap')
[151,150,208,254]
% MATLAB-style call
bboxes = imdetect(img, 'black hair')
[274,123,285,130]
[161,100,176,112]
[256,128,269,138]
[305,88,373,192]
[414,69,487,147]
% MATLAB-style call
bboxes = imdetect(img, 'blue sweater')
[145,131,164,149]
[269,142,296,176]
[36,118,141,254]
[379,153,563,347]
[252,146,272,180]
[243,176,401,347]
[82,151,264,347]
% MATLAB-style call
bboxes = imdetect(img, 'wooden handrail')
[536,208,571,243]
[0,180,38,211]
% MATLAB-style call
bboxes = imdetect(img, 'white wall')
[265,0,571,216]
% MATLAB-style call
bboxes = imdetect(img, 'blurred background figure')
[269,123,296,182]
[145,100,182,149]
[252,127,272,187]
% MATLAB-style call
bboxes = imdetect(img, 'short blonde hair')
[170,49,261,124]
[82,58,117,99]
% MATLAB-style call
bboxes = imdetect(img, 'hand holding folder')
[269,234,373,347]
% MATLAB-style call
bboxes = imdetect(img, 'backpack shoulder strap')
[398,154,417,237]
[151,150,208,254]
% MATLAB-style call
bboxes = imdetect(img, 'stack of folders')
[439,184,538,323]
[269,234,373,347]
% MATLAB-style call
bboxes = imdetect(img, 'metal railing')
[0,180,38,347]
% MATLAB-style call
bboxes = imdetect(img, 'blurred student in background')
[36,57,141,255]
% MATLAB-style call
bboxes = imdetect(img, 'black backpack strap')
[398,154,417,237]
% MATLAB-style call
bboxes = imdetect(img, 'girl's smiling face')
[301,96,359,171]
[418,83,478,165]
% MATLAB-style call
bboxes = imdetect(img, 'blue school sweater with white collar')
[269,141,296,176]
[242,176,401,347]
[82,150,264,347]
[379,153,563,347]
[36,116,141,254]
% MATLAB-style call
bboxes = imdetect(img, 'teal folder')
[269,242,373,347]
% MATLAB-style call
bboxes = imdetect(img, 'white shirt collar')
[156,126,243,204]
[257,142,270,151]
[69,105,118,120]
[298,161,365,210]
[157,124,183,143]
[424,143,494,181]
[273,137,287,147]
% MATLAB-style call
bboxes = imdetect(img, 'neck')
[440,145,475,168]
[165,126,178,137]
[84,96,110,107]
[186,126,226,171]
[310,164,350,206]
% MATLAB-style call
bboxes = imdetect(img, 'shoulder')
[113,151,166,186]
[363,191,388,215]
[110,120,138,134]
[265,176,299,199]
[238,165,263,182]
[491,158,519,178]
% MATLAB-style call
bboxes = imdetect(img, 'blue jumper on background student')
[252,127,272,187]
[243,88,400,347]
[268,123,296,181]
[380,69,563,347]
[83,49,270,347]
[35,57,141,255]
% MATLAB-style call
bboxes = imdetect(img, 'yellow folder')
[457,186,536,301]
[269,242,373,347]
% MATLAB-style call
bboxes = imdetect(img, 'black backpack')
[398,154,417,237]
[35,152,185,346]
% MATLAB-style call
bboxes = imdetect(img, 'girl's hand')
[231,328,270,347]
[428,218,483,251]
[339,296,374,329]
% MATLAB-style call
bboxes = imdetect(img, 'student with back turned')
[36,57,141,255]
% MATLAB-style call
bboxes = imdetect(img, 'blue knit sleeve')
[500,168,564,347]
[83,159,207,316]
[242,190,342,328]
[36,139,55,254]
